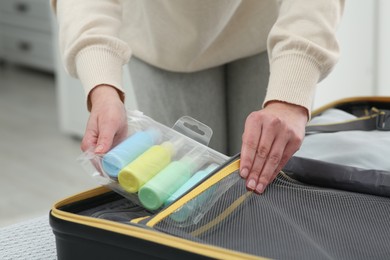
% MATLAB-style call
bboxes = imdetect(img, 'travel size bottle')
[138,148,208,210]
[102,129,161,178]
[168,163,220,223]
[118,138,183,193]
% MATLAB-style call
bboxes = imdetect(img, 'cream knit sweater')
[52,0,344,114]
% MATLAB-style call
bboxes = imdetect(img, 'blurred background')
[1,0,389,228]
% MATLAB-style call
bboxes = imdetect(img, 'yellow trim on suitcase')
[190,191,251,237]
[131,216,150,224]
[51,158,269,259]
[51,190,267,259]
[312,96,390,116]
[145,159,241,227]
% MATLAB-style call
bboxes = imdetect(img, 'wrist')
[265,101,309,122]
[88,84,125,111]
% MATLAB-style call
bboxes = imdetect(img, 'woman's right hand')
[81,85,128,154]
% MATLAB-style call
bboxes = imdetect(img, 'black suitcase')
[50,97,390,260]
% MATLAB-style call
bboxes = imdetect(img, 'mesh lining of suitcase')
[152,171,390,260]
[77,194,152,222]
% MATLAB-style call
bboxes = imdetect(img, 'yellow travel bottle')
[118,138,180,193]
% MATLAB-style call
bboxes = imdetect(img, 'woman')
[52,0,344,193]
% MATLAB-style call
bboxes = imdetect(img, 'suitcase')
[50,97,390,260]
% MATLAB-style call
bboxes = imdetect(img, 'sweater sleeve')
[52,0,132,106]
[264,0,345,116]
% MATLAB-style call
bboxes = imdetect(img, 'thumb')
[94,127,115,154]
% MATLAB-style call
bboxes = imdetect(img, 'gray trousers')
[128,52,269,156]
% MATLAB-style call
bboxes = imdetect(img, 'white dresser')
[0,0,54,72]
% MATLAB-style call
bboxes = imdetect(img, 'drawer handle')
[18,41,32,52]
[15,2,29,13]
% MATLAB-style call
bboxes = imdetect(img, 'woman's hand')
[239,101,308,194]
[81,85,128,154]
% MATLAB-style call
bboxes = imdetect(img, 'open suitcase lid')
[286,96,390,197]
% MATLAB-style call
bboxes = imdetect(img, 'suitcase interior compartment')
[50,189,214,260]
[313,96,390,117]
[50,97,390,260]
[64,190,152,222]
[50,158,257,260]
[336,100,390,115]
[50,155,390,260]
[50,214,211,260]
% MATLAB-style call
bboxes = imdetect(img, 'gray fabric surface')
[155,172,390,260]
[128,52,269,156]
[296,108,390,171]
[225,52,270,154]
[0,215,56,260]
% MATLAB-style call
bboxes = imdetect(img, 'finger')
[81,133,98,152]
[245,116,281,191]
[273,134,303,175]
[240,113,262,179]
[255,144,296,194]
[95,123,116,154]
[255,134,288,194]
[256,129,302,194]
[112,123,128,147]
[245,124,277,191]
[81,119,98,152]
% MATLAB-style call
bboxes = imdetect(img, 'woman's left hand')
[239,101,308,194]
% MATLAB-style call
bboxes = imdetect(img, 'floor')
[0,65,96,228]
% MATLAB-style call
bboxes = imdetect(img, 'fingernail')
[240,168,249,178]
[247,179,256,190]
[256,183,265,194]
[94,144,104,153]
